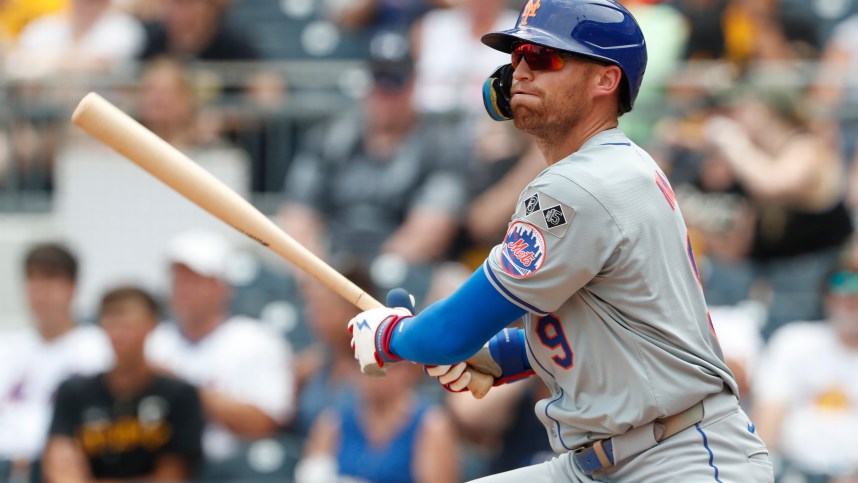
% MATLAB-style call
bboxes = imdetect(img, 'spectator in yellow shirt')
[0,0,66,43]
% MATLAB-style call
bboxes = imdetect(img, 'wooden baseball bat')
[71,92,493,398]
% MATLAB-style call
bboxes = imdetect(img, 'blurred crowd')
[1,0,858,482]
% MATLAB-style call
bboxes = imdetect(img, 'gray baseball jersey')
[484,128,738,452]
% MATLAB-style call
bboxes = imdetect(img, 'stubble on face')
[512,64,593,141]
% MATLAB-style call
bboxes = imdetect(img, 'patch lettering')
[524,193,541,215]
[500,221,546,279]
[542,205,566,228]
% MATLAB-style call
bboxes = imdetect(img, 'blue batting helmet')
[482,0,647,113]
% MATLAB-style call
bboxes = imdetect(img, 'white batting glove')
[348,306,412,376]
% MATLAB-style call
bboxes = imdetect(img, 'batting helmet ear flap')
[483,64,514,121]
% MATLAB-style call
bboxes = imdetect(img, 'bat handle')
[376,291,494,398]
[466,368,494,399]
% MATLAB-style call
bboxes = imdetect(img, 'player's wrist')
[374,313,410,364]
[489,328,534,385]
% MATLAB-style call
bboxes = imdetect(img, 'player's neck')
[537,115,619,165]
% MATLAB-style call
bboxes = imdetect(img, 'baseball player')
[348,1,774,481]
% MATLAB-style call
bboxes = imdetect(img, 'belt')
[573,400,705,475]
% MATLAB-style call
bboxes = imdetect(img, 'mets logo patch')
[500,221,546,279]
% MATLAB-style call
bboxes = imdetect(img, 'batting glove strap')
[489,328,534,386]
[494,370,537,386]
[375,314,409,364]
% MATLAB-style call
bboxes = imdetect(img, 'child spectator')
[0,243,112,481]
[42,286,204,482]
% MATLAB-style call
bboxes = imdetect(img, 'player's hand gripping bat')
[71,92,494,398]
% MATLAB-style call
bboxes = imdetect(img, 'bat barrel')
[72,92,381,311]
[71,92,492,398]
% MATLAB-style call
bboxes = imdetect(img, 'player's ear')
[593,64,622,99]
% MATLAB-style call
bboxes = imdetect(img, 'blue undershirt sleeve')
[388,267,527,365]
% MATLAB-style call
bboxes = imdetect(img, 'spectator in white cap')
[145,230,295,476]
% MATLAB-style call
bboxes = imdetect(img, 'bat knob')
[386,288,415,313]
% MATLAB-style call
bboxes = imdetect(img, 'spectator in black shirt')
[41,286,204,482]
[139,0,257,61]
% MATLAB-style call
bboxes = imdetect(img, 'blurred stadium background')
[2,0,858,481]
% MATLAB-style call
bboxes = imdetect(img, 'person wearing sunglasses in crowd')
[346,1,773,482]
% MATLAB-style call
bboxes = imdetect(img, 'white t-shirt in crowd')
[755,321,858,476]
[413,8,519,115]
[0,325,113,460]
[7,8,145,77]
[145,316,294,461]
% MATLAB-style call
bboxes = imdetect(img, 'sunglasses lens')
[511,44,564,71]
[830,271,858,295]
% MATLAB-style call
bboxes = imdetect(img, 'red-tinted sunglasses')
[511,43,571,71]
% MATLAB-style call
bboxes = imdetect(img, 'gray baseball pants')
[469,389,774,482]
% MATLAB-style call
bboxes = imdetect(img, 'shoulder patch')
[524,193,541,215]
[500,221,546,279]
[542,205,566,228]
[520,188,574,238]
